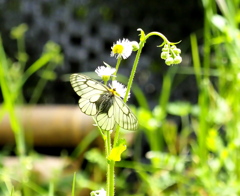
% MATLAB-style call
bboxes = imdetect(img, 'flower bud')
[163,44,169,50]
[160,52,169,60]
[173,56,182,64]
[162,47,169,52]
[102,75,111,83]
[173,48,181,55]
[131,41,139,51]
[165,57,174,65]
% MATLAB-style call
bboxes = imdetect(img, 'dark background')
[0,0,203,107]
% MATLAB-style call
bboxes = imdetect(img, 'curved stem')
[108,29,176,195]
[145,32,169,42]
[123,41,144,102]
[114,39,146,148]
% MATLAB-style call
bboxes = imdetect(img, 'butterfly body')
[96,93,114,114]
[70,74,138,131]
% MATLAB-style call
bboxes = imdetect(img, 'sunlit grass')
[1,0,240,195]
[0,24,63,196]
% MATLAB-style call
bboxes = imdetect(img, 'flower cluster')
[160,44,182,65]
[95,65,130,100]
[83,30,182,196]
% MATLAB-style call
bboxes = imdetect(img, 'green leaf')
[108,139,127,162]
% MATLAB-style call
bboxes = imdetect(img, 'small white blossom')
[130,41,139,51]
[90,188,106,196]
[95,66,116,78]
[111,38,133,59]
[110,80,130,100]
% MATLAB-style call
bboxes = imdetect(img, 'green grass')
[125,0,240,195]
[0,24,63,195]
[1,0,240,195]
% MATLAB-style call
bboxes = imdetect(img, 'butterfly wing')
[113,96,138,131]
[70,73,138,131]
[96,105,115,131]
[96,96,138,131]
[70,74,108,116]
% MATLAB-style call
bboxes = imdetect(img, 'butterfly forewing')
[70,73,138,131]
[70,74,107,116]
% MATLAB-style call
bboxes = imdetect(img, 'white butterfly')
[70,74,138,131]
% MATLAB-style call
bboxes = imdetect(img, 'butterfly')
[70,74,138,131]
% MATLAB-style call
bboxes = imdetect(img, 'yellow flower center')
[112,44,124,54]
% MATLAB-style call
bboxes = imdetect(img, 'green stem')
[123,41,144,103]
[113,41,145,148]
[101,78,115,196]
[71,172,76,196]
[106,131,111,157]
[107,161,115,196]
[17,36,27,70]
[106,131,115,196]
[113,58,122,78]
[109,30,174,195]
[113,31,169,146]
[123,30,172,103]
[0,37,26,156]
[106,56,124,196]
[108,38,147,196]
[145,32,170,44]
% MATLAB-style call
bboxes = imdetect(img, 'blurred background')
[1,0,240,195]
[0,0,202,105]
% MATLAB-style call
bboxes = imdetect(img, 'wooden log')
[0,105,96,147]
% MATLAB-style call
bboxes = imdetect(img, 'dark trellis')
[0,0,203,105]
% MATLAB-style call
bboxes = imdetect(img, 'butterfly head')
[108,87,121,97]
[108,80,129,100]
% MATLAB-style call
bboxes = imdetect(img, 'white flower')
[110,38,133,59]
[130,41,139,51]
[95,66,116,78]
[90,188,106,196]
[110,80,130,100]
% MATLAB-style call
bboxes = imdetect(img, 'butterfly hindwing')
[96,106,115,131]
[113,96,138,130]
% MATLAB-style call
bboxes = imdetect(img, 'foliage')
[0,24,63,195]
[116,0,240,195]
[1,0,240,195]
